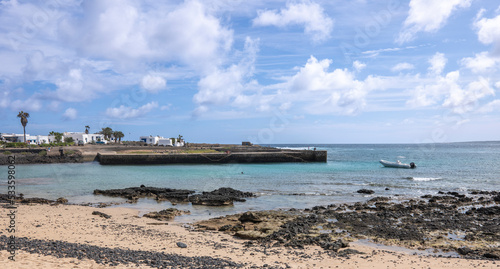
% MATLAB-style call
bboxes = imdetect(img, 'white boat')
[379,160,416,169]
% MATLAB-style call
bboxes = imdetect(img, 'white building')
[1,132,106,145]
[0,133,55,145]
[63,132,106,144]
[140,135,161,145]
[140,135,185,147]
[158,138,173,146]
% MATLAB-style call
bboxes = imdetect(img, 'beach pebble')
[176,242,187,248]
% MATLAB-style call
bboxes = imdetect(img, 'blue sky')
[1,0,500,144]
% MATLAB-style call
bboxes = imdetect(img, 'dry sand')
[1,204,498,268]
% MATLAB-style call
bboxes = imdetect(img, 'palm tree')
[100,127,113,141]
[113,131,124,143]
[17,111,30,144]
[85,125,90,134]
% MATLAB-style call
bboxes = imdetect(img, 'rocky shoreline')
[2,189,499,268]
[195,190,500,261]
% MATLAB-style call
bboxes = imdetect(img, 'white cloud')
[428,52,447,75]
[478,99,500,113]
[63,108,77,120]
[353,61,366,72]
[461,51,499,73]
[442,77,493,114]
[193,37,258,111]
[54,69,85,102]
[140,74,166,93]
[496,81,500,89]
[105,101,158,119]
[62,0,233,72]
[474,9,500,54]
[391,62,415,72]
[407,70,494,114]
[253,1,334,43]
[397,0,472,43]
[285,56,368,115]
[160,104,172,111]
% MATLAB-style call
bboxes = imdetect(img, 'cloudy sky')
[1,0,500,144]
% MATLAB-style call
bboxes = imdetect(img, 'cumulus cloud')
[442,77,493,114]
[285,56,370,115]
[253,1,334,43]
[193,37,259,112]
[105,101,158,119]
[461,51,499,73]
[407,70,494,114]
[140,74,166,93]
[428,52,447,75]
[474,9,500,54]
[353,61,366,72]
[397,0,472,43]
[391,62,415,72]
[62,0,233,72]
[63,107,78,120]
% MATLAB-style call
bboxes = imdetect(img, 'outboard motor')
[410,162,416,169]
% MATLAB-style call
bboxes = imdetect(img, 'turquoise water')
[2,142,499,222]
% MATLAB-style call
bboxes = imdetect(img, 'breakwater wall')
[97,150,327,165]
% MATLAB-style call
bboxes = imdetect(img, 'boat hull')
[379,160,415,169]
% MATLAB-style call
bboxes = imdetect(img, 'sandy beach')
[1,202,498,269]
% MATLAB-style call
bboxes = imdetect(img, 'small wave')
[397,156,406,159]
[406,177,442,181]
[276,147,311,150]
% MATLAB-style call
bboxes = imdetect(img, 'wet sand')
[1,202,498,268]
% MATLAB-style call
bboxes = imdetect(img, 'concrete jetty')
[97,150,327,165]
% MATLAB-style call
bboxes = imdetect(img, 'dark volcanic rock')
[56,197,68,204]
[0,235,242,268]
[92,211,111,219]
[143,208,190,221]
[176,242,188,248]
[357,189,375,194]
[188,187,255,206]
[21,197,55,204]
[238,212,262,223]
[93,186,195,202]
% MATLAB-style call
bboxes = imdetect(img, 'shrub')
[5,142,27,148]
[2,151,12,155]
[38,150,47,156]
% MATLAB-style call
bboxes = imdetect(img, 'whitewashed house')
[172,138,185,147]
[140,135,185,147]
[63,132,106,144]
[140,135,162,145]
[0,133,23,142]
[158,138,173,146]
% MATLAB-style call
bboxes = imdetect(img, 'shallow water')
[2,142,499,222]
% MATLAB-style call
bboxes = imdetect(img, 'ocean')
[2,142,499,222]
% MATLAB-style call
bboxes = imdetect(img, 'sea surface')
[2,142,499,222]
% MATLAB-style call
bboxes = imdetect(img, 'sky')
[1,0,500,144]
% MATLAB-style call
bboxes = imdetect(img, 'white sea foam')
[276,147,311,150]
[409,177,442,181]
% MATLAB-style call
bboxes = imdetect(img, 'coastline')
[1,191,498,268]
